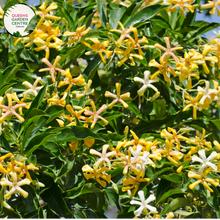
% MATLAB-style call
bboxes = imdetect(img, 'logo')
[3,4,37,37]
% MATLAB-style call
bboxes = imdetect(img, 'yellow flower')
[82,165,111,188]
[161,127,189,150]
[149,59,175,82]
[58,69,85,93]
[47,92,67,107]
[126,130,153,152]
[34,35,62,60]
[111,21,137,47]
[63,25,91,45]
[72,79,95,99]
[122,171,149,196]
[197,81,218,109]
[115,41,143,66]
[170,0,194,17]
[84,38,113,63]
[0,172,31,199]
[186,129,212,149]
[64,104,92,126]
[36,2,61,26]
[0,153,13,174]
[105,83,130,108]
[69,141,78,151]
[188,167,219,192]
[155,140,183,165]
[200,0,220,16]
[210,39,220,68]
[183,92,203,119]
[84,101,108,129]
[0,94,27,123]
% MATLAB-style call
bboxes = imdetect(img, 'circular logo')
[3,4,37,37]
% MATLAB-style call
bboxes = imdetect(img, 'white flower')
[130,190,157,217]
[134,70,159,96]
[192,149,217,174]
[197,81,218,105]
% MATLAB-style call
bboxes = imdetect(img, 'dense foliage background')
[0,0,220,218]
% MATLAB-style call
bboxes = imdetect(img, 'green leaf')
[109,7,126,29]
[24,83,47,118]
[40,182,73,218]
[156,188,185,205]
[161,173,182,183]
[0,132,12,152]
[97,0,107,28]
[60,7,75,31]
[174,210,194,217]
[124,4,161,28]
[164,198,191,214]
[56,158,75,181]
[104,187,120,210]
[0,63,23,89]
[47,126,104,143]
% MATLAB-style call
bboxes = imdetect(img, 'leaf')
[109,7,126,29]
[24,132,57,156]
[60,7,75,31]
[40,182,73,218]
[55,158,75,181]
[0,63,23,89]
[47,126,104,143]
[164,198,191,214]
[24,83,47,118]
[104,187,120,210]
[0,132,12,152]
[156,188,185,205]
[97,0,107,28]
[161,173,182,183]
[123,4,161,28]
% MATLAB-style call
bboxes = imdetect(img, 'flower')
[84,38,113,63]
[197,81,218,109]
[149,59,175,82]
[0,153,13,174]
[122,171,149,196]
[34,35,62,59]
[90,144,117,169]
[188,167,219,192]
[105,83,130,108]
[191,149,218,174]
[161,127,189,150]
[0,172,31,199]
[183,92,203,119]
[130,190,157,216]
[84,101,108,129]
[0,94,27,123]
[22,77,44,98]
[47,92,67,107]
[72,79,95,99]
[115,40,143,66]
[155,140,183,165]
[36,2,61,26]
[200,0,220,16]
[111,21,137,47]
[134,70,159,96]
[82,165,111,188]
[170,0,194,17]
[155,37,183,62]
[187,129,212,149]
[63,25,91,45]
[58,69,85,93]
